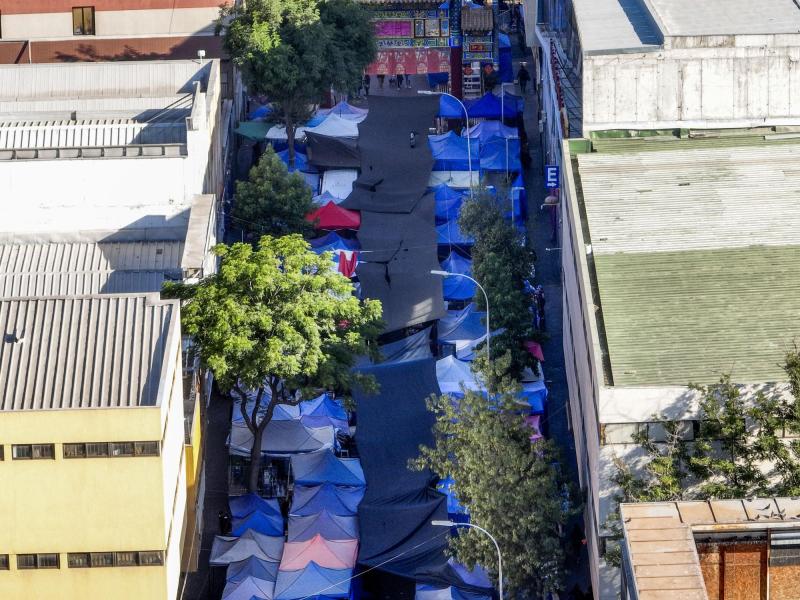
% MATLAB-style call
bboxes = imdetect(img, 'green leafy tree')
[413,389,574,598]
[165,235,382,491]
[231,146,314,239]
[458,190,539,382]
[219,0,376,164]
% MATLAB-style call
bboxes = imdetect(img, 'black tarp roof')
[306,132,361,169]
[354,359,491,594]
[342,96,437,214]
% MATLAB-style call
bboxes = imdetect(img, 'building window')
[601,421,696,445]
[72,6,95,35]
[0,445,4,460]
[18,554,59,569]
[63,442,159,459]
[67,551,163,567]
[12,444,54,460]
[0,555,8,570]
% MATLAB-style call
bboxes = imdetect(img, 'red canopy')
[306,202,361,230]
[524,341,545,362]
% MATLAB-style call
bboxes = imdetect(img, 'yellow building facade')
[0,294,188,600]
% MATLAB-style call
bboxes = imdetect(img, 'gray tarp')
[209,530,285,566]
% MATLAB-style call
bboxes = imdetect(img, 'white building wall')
[583,43,800,132]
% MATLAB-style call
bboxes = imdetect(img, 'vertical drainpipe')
[492,0,499,69]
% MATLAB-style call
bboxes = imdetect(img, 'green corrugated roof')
[595,246,800,386]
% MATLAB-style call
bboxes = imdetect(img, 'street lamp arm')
[431,521,504,599]
[429,270,490,361]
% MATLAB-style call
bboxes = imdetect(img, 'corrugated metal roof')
[620,502,707,600]
[595,247,800,385]
[0,242,184,298]
[646,0,800,36]
[0,119,186,149]
[0,295,177,410]
[577,143,800,255]
[576,141,800,386]
[573,0,662,54]
[461,6,493,32]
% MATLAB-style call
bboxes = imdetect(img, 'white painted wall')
[583,44,800,132]
[1,8,218,40]
[0,156,195,237]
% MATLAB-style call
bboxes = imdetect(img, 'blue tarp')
[231,510,285,537]
[466,93,518,120]
[509,173,527,222]
[304,113,327,127]
[498,33,514,83]
[276,149,317,174]
[433,185,467,224]
[229,494,283,520]
[287,510,358,542]
[227,556,279,585]
[291,451,366,487]
[521,381,548,414]
[274,562,351,600]
[500,92,525,114]
[440,252,475,302]
[248,105,272,120]
[415,584,493,600]
[462,121,518,143]
[290,483,365,517]
[308,232,360,255]
[436,220,474,247]
[439,94,466,119]
[376,326,433,364]
[222,576,275,600]
[428,131,478,172]
[437,476,468,516]
[479,136,521,172]
[428,73,450,87]
[437,304,488,359]
[300,393,348,431]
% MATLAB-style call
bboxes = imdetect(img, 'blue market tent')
[222,575,276,600]
[312,191,343,206]
[520,381,548,414]
[428,72,450,87]
[437,304,488,359]
[461,121,518,143]
[428,131,478,172]
[479,136,521,172]
[500,91,525,114]
[248,105,273,120]
[415,584,492,600]
[230,494,283,520]
[274,562,351,600]
[287,510,358,542]
[377,326,433,364]
[433,185,466,224]
[275,150,318,174]
[498,33,514,83]
[437,477,468,516]
[231,510,285,537]
[308,232,360,255]
[291,451,366,487]
[509,173,527,222]
[466,93,518,120]
[304,113,327,127]
[270,404,302,421]
[227,556,280,585]
[290,483,365,517]
[436,220,474,247]
[439,94,466,119]
[299,393,348,431]
[440,252,475,302]
[318,101,368,121]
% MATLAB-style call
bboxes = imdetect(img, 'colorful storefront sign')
[365,48,451,75]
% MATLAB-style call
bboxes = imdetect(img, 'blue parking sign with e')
[545,165,560,189]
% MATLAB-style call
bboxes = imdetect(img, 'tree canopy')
[413,389,573,598]
[458,190,539,383]
[220,0,376,163]
[231,146,314,239]
[165,235,382,490]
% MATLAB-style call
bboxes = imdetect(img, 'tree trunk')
[248,425,265,493]
[286,115,296,168]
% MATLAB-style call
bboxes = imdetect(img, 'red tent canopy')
[524,340,545,362]
[306,202,361,230]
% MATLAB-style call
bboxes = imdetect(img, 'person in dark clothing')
[363,73,371,97]
[377,74,385,89]
[396,73,404,89]
[517,64,531,94]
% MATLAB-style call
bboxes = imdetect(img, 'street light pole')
[432,520,503,600]
[430,270,490,362]
[418,90,474,198]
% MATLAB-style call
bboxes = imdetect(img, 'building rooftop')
[575,135,800,386]
[572,0,662,55]
[0,241,184,298]
[645,0,800,37]
[0,294,178,410]
[621,498,800,600]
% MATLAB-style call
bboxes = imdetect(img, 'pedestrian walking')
[363,73,371,97]
[378,74,385,89]
[406,74,413,89]
[517,64,531,94]
[396,73,404,89]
